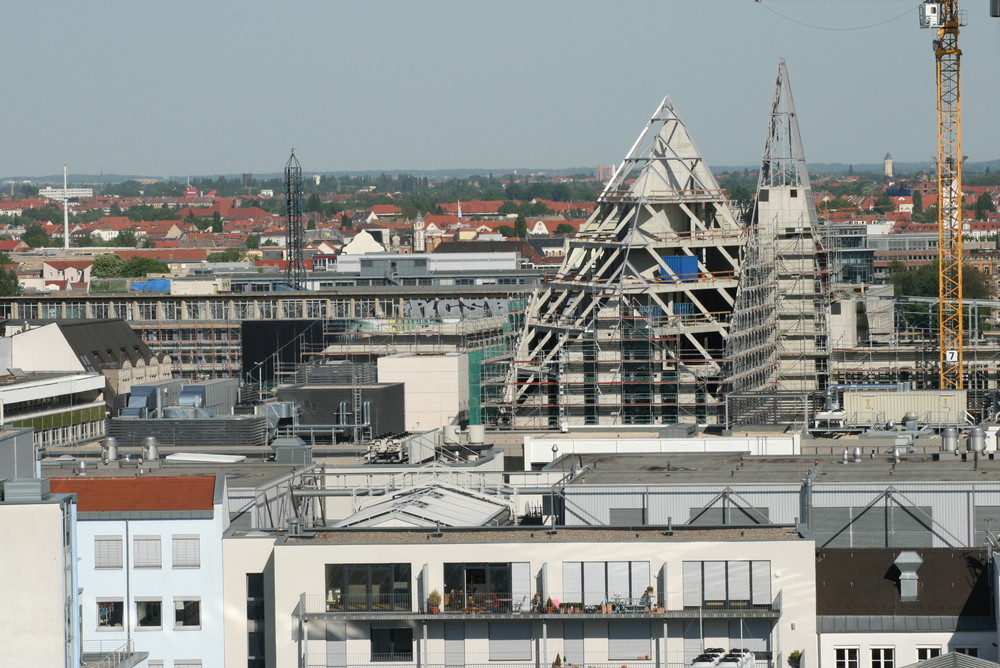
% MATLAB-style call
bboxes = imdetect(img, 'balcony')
[302,653,775,668]
[300,591,782,621]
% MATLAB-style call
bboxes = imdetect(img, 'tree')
[0,252,21,296]
[22,223,49,248]
[114,229,138,248]
[975,192,995,220]
[246,234,260,249]
[120,257,169,277]
[206,248,247,262]
[211,211,223,234]
[555,223,576,236]
[495,225,516,238]
[514,214,528,239]
[306,192,323,213]
[341,212,352,229]
[19,183,38,197]
[911,191,923,215]
[92,254,126,278]
[76,232,99,247]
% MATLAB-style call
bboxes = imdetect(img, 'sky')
[4,0,1000,179]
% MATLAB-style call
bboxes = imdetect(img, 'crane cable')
[755,1,921,31]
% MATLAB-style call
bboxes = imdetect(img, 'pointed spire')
[758,59,811,190]
[601,96,724,202]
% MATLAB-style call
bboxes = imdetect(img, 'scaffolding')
[726,60,831,426]
[494,96,744,428]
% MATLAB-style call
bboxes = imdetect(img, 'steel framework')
[726,60,831,425]
[284,149,306,290]
[921,0,965,388]
[500,97,744,428]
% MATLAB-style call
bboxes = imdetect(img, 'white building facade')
[50,474,228,668]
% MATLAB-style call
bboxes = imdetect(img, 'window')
[148,662,163,668]
[174,599,201,628]
[488,621,530,661]
[136,599,162,629]
[172,535,200,568]
[95,536,123,569]
[871,648,894,668]
[175,662,203,668]
[917,648,941,661]
[609,620,652,660]
[836,648,860,668]
[325,563,412,611]
[956,648,979,658]
[371,627,413,662]
[563,561,651,608]
[682,560,771,608]
[133,536,161,568]
[97,599,124,628]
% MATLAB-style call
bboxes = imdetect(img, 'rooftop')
[279,525,801,545]
[49,475,217,512]
[562,451,1000,486]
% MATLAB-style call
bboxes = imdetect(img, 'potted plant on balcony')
[788,650,803,668]
[546,597,554,614]
[427,589,442,614]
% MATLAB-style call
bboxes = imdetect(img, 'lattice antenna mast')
[284,149,306,290]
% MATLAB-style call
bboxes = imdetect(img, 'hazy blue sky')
[5,0,1000,178]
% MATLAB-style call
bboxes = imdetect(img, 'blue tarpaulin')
[659,256,699,281]
[129,279,171,292]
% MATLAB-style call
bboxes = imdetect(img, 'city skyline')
[5,0,1000,176]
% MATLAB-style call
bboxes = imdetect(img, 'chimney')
[894,551,923,601]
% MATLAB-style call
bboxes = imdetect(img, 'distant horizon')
[4,159,999,187]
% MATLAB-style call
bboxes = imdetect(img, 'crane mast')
[920,0,964,389]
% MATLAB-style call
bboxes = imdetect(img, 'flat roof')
[279,525,801,545]
[41,460,306,490]
[562,451,1000,486]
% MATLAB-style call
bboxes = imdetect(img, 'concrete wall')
[0,499,74,668]
[378,353,470,431]
[9,323,82,373]
[818,631,998,668]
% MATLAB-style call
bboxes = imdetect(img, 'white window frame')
[135,598,162,630]
[174,662,203,668]
[836,647,860,668]
[955,648,979,658]
[96,598,124,630]
[917,647,941,661]
[172,535,200,569]
[174,597,202,630]
[94,536,123,569]
[871,647,895,668]
[133,536,161,569]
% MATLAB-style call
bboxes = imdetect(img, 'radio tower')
[284,149,305,290]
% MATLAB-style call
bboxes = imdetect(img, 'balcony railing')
[303,591,781,619]
[303,653,771,668]
[322,592,413,612]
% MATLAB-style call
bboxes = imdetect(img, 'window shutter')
[609,620,651,660]
[682,562,702,607]
[172,536,200,568]
[583,562,606,606]
[562,562,582,604]
[489,621,531,660]
[95,536,123,569]
[751,561,771,605]
[133,536,161,568]
[607,562,630,599]
[703,562,726,601]
[727,561,751,601]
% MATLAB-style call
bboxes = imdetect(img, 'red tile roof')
[49,476,217,512]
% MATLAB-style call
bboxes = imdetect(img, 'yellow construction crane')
[920,0,965,389]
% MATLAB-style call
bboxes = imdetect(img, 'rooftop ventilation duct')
[894,551,923,601]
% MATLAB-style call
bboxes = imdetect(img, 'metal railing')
[80,640,136,668]
[303,591,782,617]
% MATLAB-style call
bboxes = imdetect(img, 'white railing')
[81,640,136,668]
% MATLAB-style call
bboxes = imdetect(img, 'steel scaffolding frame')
[496,96,743,428]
